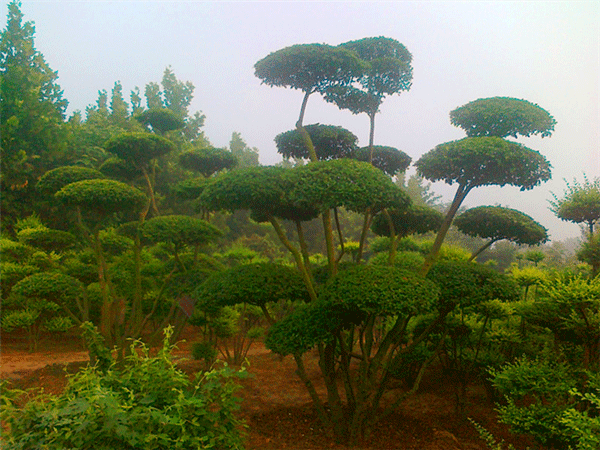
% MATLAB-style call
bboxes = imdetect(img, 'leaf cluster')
[194,262,310,308]
[1,328,248,450]
[371,204,444,238]
[179,147,237,178]
[450,97,556,138]
[416,137,551,191]
[454,206,548,245]
[56,179,147,216]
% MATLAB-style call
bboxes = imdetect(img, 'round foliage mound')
[171,177,210,200]
[320,265,439,317]
[17,228,78,252]
[11,271,84,303]
[416,137,551,191]
[450,97,556,138]
[371,204,444,238]
[135,108,185,134]
[179,147,238,178]
[104,132,176,168]
[254,43,366,93]
[194,262,311,308]
[426,261,520,311]
[353,145,411,176]
[55,179,147,216]
[199,166,319,222]
[141,215,222,248]
[454,205,548,245]
[99,157,144,181]
[36,166,105,195]
[289,158,410,214]
[275,124,358,161]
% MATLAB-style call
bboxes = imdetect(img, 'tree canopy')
[449,97,556,139]
[254,43,365,95]
[371,204,444,238]
[416,137,552,192]
[275,124,358,161]
[550,176,600,235]
[353,145,411,177]
[104,132,176,169]
[179,147,238,178]
[454,206,548,246]
[454,206,548,261]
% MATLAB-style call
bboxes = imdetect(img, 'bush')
[1,327,249,450]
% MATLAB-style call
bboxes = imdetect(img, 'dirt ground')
[1,328,537,450]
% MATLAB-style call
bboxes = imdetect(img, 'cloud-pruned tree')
[416,97,554,275]
[450,97,556,138]
[454,206,548,261]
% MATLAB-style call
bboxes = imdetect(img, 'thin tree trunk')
[420,184,472,277]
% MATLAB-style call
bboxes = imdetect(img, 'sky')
[5,1,600,242]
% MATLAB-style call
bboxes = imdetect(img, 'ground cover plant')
[1,326,249,450]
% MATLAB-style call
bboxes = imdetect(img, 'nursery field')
[1,327,535,450]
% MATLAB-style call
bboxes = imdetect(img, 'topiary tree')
[417,106,553,276]
[371,204,444,264]
[274,124,358,161]
[324,37,413,161]
[4,271,85,351]
[450,97,556,138]
[142,215,222,270]
[266,264,441,442]
[353,145,411,177]
[135,107,185,135]
[454,206,548,262]
[104,132,176,216]
[179,147,238,178]
[254,43,366,134]
[55,179,147,346]
[36,166,105,195]
[550,176,600,237]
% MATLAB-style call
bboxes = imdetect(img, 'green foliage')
[171,177,209,200]
[288,159,410,215]
[265,303,336,356]
[194,262,310,308]
[99,156,144,181]
[371,204,444,238]
[490,357,593,448]
[135,107,185,134]
[36,165,105,195]
[179,147,237,177]
[454,206,548,246]
[104,132,176,168]
[1,328,248,450]
[17,226,78,252]
[320,265,439,317]
[550,176,600,235]
[323,37,412,117]
[576,230,600,276]
[427,261,520,310]
[275,124,358,161]
[11,271,84,304]
[142,215,222,249]
[56,178,147,216]
[254,43,366,94]
[450,97,556,138]
[200,165,319,222]
[1,1,69,228]
[353,145,411,176]
[416,137,552,192]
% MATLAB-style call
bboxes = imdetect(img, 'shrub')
[1,327,248,450]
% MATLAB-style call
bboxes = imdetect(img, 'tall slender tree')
[1,0,68,230]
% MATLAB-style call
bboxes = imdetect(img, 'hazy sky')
[6,1,599,241]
